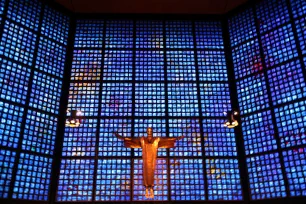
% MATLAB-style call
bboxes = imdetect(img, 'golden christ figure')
[114,127,184,198]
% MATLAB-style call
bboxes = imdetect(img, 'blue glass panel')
[0,149,16,198]
[199,83,231,117]
[166,21,193,49]
[0,0,5,15]
[62,119,97,157]
[134,159,168,201]
[0,21,37,66]
[67,82,99,116]
[99,118,132,157]
[57,159,94,201]
[41,6,69,45]
[268,59,306,105]
[283,148,306,196]
[290,0,306,18]
[101,83,132,117]
[197,50,227,81]
[135,50,164,81]
[169,118,202,157]
[232,39,263,79]
[195,21,224,49]
[229,8,256,46]
[170,159,205,200]
[241,110,277,155]
[167,51,196,81]
[29,71,62,114]
[134,119,167,157]
[13,153,52,201]
[256,0,290,33]
[105,20,133,49]
[0,58,31,104]
[36,37,66,78]
[135,83,165,117]
[136,20,163,49]
[96,159,131,201]
[0,102,24,148]
[274,100,306,148]
[247,153,286,200]
[261,24,297,68]
[71,50,102,81]
[206,159,242,200]
[295,17,306,55]
[103,50,133,81]
[75,20,104,48]
[23,110,57,155]
[7,0,41,31]
[202,118,237,157]
[168,83,199,117]
[237,75,269,115]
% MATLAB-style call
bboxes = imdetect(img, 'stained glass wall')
[0,0,69,201]
[56,19,243,202]
[229,0,306,200]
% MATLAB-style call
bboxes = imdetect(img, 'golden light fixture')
[65,110,82,127]
[224,110,239,128]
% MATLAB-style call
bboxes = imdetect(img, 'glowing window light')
[274,100,306,148]
[195,21,224,49]
[0,102,24,148]
[256,0,290,34]
[36,36,66,78]
[96,159,131,201]
[166,21,194,49]
[41,5,69,45]
[167,83,199,117]
[135,83,166,117]
[12,153,52,201]
[57,159,94,201]
[170,159,205,200]
[197,50,228,81]
[267,59,306,106]
[228,8,256,47]
[290,0,306,18]
[29,71,62,114]
[167,50,196,81]
[7,0,41,31]
[75,20,104,48]
[135,50,164,81]
[203,118,237,157]
[283,148,306,196]
[23,110,57,155]
[0,21,37,66]
[136,20,163,49]
[206,159,242,200]
[99,118,132,157]
[169,118,202,157]
[241,110,277,155]
[0,58,31,104]
[247,153,286,200]
[63,118,96,157]
[105,20,133,49]
[0,149,16,198]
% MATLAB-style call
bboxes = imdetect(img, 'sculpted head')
[147,127,153,142]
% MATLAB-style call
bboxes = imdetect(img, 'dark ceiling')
[55,0,249,14]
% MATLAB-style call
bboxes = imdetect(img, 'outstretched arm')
[113,132,141,148]
[176,135,185,141]
[158,135,184,148]
[113,132,126,140]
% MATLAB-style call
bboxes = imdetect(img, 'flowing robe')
[122,137,177,188]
